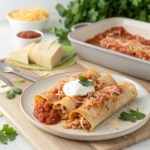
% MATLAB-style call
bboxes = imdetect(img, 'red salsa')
[33,102,60,125]
[17,31,41,39]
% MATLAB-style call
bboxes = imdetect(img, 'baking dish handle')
[71,22,92,31]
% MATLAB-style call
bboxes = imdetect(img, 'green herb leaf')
[48,26,57,34]
[98,0,107,8]
[79,76,88,82]
[130,0,142,7]
[0,124,18,144]
[38,71,49,78]
[138,10,147,21]
[130,108,146,120]
[1,85,8,88]
[13,68,19,72]
[6,90,15,99]
[56,4,67,17]
[14,80,25,83]
[13,88,22,94]
[88,8,98,22]
[78,76,94,87]
[0,114,3,117]
[79,81,95,87]
[71,3,79,15]
[119,111,136,122]
[119,108,146,122]
[48,20,71,46]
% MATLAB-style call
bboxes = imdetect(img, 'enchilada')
[63,81,138,131]
[53,73,117,119]
[34,69,101,104]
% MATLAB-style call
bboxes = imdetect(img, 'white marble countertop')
[0,14,150,150]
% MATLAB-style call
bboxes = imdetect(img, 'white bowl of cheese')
[7,8,50,31]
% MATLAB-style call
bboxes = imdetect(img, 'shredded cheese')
[109,120,120,125]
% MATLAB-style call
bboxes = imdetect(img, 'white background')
[0,0,150,149]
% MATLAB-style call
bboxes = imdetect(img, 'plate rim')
[20,72,150,137]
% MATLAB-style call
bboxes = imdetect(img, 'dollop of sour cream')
[63,80,95,96]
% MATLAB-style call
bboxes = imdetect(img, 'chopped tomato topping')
[54,89,58,94]
[60,84,64,91]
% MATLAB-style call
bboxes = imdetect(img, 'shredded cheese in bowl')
[8,7,50,21]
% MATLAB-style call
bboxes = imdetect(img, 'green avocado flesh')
[6,45,76,71]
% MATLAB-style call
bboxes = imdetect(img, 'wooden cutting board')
[0,56,150,150]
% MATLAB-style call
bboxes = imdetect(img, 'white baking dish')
[68,17,150,81]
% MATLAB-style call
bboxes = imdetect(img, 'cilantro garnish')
[0,124,18,144]
[119,108,146,122]
[79,76,88,82]
[6,88,22,99]
[78,76,94,87]
[6,90,15,99]
[13,88,22,94]
[130,108,146,120]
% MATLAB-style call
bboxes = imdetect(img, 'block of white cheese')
[40,42,64,68]
[8,50,29,64]
[22,43,36,62]
[8,40,64,69]
[37,40,55,66]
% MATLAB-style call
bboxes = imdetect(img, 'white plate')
[20,72,150,141]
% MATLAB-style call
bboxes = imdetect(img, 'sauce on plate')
[33,102,60,125]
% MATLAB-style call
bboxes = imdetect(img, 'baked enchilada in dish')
[85,27,150,61]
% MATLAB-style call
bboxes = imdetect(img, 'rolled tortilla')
[34,69,101,104]
[53,73,117,119]
[63,81,138,132]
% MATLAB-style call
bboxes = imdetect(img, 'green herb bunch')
[49,0,150,45]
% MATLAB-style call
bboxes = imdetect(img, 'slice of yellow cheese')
[38,40,55,66]
[22,43,36,62]
[109,120,120,125]
[22,43,35,55]
[39,42,64,69]
[30,43,40,63]
[35,42,46,65]
[9,40,64,69]
[9,50,29,64]
[46,42,64,68]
